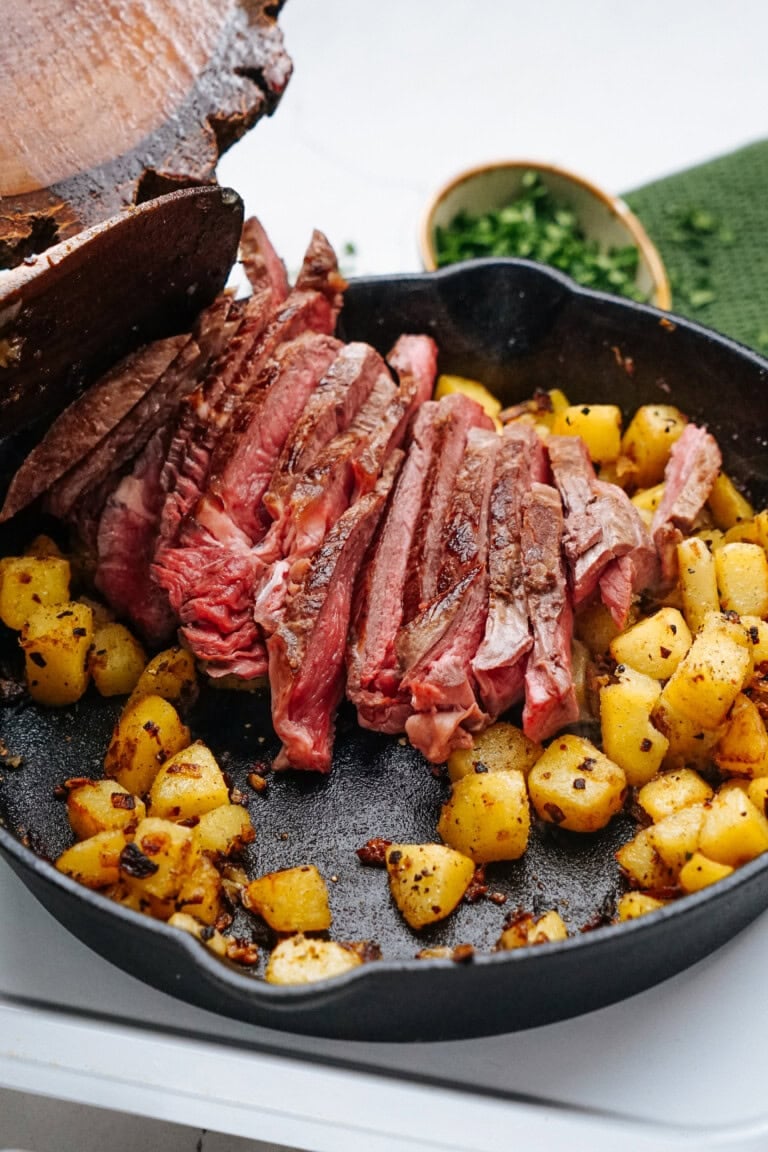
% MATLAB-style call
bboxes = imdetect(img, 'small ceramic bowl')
[419,160,671,309]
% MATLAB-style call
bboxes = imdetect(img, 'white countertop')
[3,2,768,1149]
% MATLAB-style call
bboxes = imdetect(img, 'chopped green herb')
[434,172,647,302]
[342,240,358,257]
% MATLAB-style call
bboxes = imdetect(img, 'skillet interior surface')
[1,259,767,1042]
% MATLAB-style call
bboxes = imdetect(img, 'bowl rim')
[418,158,672,309]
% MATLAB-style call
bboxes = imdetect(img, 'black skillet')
[1,219,767,1042]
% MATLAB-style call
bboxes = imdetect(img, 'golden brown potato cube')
[385,843,475,930]
[715,694,768,778]
[528,735,627,833]
[630,483,666,527]
[677,537,720,635]
[244,864,331,932]
[552,404,622,464]
[56,829,128,889]
[193,804,255,857]
[620,404,687,488]
[497,910,568,950]
[610,608,691,681]
[661,613,752,729]
[715,543,768,617]
[120,817,195,900]
[447,722,542,782]
[575,600,625,657]
[66,778,145,840]
[707,472,755,530]
[617,892,668,920]
[742,616,768,664]
[21,600,93,706]
[616,827,677,891]
[600,666,668,787]
[679,852,734,893]
[651,696,724,768]
[88,623,146,697]
[723,520,761,547]
[176,856,223,925]
[131,646,197,708]
[265,934,362,985]
[0,556,71,630]
[148,740,229,821]
[748,777,768,817]
[637,769,713,823]
[437,771,530,862]
[699,789,768,866]
[104,693,190,796]
[434,375,502,423]
[648,803,707,875]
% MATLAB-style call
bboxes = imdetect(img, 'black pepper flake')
[200,925,216,941]
[543,802,567,824]
[72,627,88,637]
[56,610,74,619]
[640,737,653,752]
[750,625,760,644]
[119,842,159,878]
[573,778,586,790]
[474,761,489,774]
[389,849,402,866]
[659,645,672,660]
[28,651,47,668]
[143,720,160,736]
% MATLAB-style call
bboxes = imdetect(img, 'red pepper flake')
[659,646,671,659]
[464,865,488,903]
[451,944,475,964]
[543,802,567,824]
[119,842,159,878]
[111,792,136,810]
[28,651,47,668]
[356,837,392,867]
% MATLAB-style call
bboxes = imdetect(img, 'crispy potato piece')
[637,769,713,823]
[447,722,541,782]
[715,543,768,617]
[617,892,668,920]
[21,600,93,706]
[715,694,768,778]
[616,827,677,891]
[677,538,720,635]
[748,777,768,816]
[609,608,691,680]
[661,613,752,730]
[708,473,755,530]
[497,910,568,950]
[193,804,255,858]
[528,735,626,832]
[56,829,128,889]
[148,740,229,821]
[120,817,195,901]
[105,694,190,796]
[89,622,146,697]
[131,646,197,709]
[265,934,362,985]
[742,616,768,664]
[648,803,707,875]
[679,852,734,893]
[385,843,474,929]
[552,404,622,464]
[575,600,625,657]
[600,666,668,786]
[168,912,228,956]
[66,778,145,840]
[699,789,768,866]
[176,856,223,925]
[437,770,530,862]
[244,865,331,932]
[651,696,724,769]
[620,404,687,488]
[0,556,71,630]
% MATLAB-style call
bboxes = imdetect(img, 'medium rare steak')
[520,481,578,743]
[269,454,402,772]
[472,423,547,719]
[240,216,289,300]
[651,422,722,583]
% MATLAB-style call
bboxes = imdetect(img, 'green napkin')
[624,139,768,352]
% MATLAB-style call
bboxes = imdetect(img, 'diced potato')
[66,778,145,840]
[552,404,622,464]
[434,375,501,425]
[575,601,622,658]
[168,911,228,957]
[571,639,591,719]
[534,388,571,431]
[715,694,768,778]
[677,537,720,635]
[697,528,725,552]
[24,534,64,560]
[747,777,768,817]
[679,852,734,893]
[89,623,146,697]
[0,556,71,630]
[754,510,768,551]
[698,788,768,866]
[447,722,541,782]
[620,404,687,488]
[723,521,761,546]
[715,543,768,617]
[637,769,713,823]
[148,740,229,821]
[265,934,362,985]
[244,865,331,932]
[385,843,475,929]
[56,829,128,889]
[497,910,568,950]
[661,613,752,729]
[131,647,197,709]
[120,817,195,900]
[176,856,223,925]
[616,827,677,891]
[631,483,665,527]
[742,616,768,664]
[193,804,255,857]
[437,771,530,862]
[617,892,668,920]
[708,473,755,530]
[648,804,707,875]
[610,608,691,681]
[104,693,190,796]
[528,735,627,833]
[600,666,668,786]
[21,600,93,706]
[651,696,724,768]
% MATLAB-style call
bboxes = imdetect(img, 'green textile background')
[624,139,768,352]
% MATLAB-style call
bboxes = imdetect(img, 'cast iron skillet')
[1,259,767,1043]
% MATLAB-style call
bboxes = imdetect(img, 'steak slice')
[268,454,402,772]
[472,423,547,719]
[398,427,499,762]
[651,422,722,583]
[240,216,289,299]
[521,482,578,743]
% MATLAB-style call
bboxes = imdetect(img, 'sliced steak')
[520,482,578,743]
[240,216,289,299]
[294,229,347,309]
[651,423,722,583]
[269,454,402,772]
[472,423,547,719]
